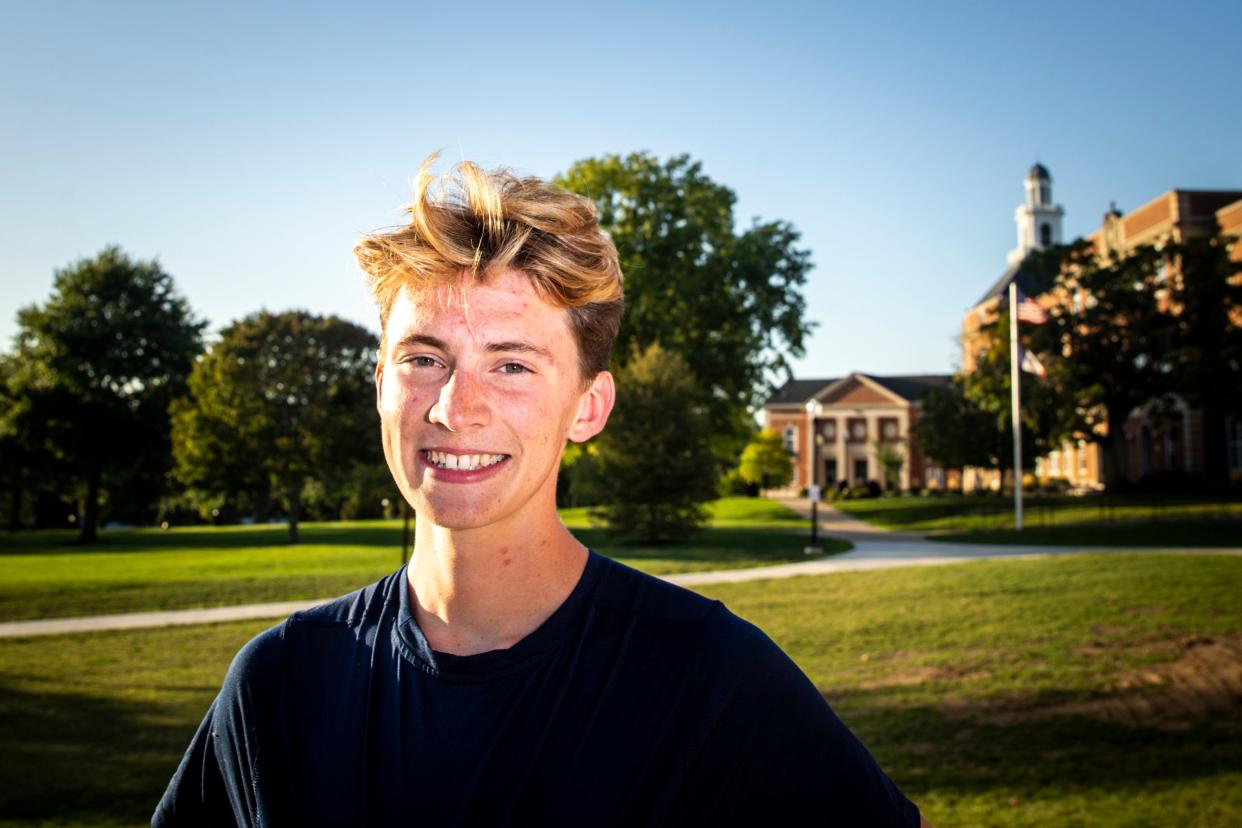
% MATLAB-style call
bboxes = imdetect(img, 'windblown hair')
[354,154,625,380]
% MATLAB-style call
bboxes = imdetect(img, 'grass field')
[835,494,1242,546]
[0,498,844,622]
[1,552,1238,826]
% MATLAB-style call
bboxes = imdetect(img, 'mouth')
[421,449,510,472]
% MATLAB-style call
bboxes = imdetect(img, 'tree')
[171,311,379,543]
[8,247,205,541]
[872,441,904,492]
[1026,242,1178,490]
[915,377,997,479]
[1163,235,1242,488]
[555,153,814,457]
[737,428,794,490]
[962,311,1061,479]
[593,344,718,542]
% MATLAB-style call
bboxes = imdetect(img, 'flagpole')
[1009,282,1024,532]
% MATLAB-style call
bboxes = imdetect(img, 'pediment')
[817,375,905,407]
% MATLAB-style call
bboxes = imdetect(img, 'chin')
[409,492,507,531]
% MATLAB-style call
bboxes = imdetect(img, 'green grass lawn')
[1,553,1238,826]
[0,498,844,622]
[835,494,1242,546]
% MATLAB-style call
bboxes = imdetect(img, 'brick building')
[762,373,950,492]
[960,164,1242,489]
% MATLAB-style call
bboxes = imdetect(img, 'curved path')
[2,500,1238,638]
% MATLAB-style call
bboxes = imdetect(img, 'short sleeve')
[152,624,286,828]
[675,611,921,826]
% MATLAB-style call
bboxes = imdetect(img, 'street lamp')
[804,399,824,555]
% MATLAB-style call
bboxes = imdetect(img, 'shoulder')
[286,566,403,629]
[587,553,802,688]
[589,553,721,623]
[222,567,405,694]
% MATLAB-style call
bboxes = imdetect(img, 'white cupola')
[1007,163,1065,265]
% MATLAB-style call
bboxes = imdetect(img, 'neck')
[407,508,588,656]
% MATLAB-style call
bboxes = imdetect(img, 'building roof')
[1028,162,1050,181]
[974,255,1057,306]
[765,377,839,406]
[867,374,951,400]
[764,373,951,407]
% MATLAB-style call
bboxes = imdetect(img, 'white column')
[866,415,880,484]
[898,409,910,489]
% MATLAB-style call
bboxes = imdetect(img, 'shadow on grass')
[830,688,1242,801]
[0,680,195,827]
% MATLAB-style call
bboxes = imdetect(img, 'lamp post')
[805,399,823,555]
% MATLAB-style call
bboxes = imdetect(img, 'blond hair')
[354,154,625,379]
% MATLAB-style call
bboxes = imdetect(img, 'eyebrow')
[390,333,555,364]
[485,341,556,363]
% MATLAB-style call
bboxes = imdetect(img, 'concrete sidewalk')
[2,500,1239,639]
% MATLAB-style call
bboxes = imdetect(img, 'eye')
[410,356,441,368]
[498,362,530,375]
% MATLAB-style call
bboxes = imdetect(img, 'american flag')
[1015,290,1048,325]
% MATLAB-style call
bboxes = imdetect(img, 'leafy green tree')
[1163,235,1242,488]
[1026,242,1177,489]
[915,377,997,477]
[555,153,814,457]
[737,427,793,490]
[962,311,1061,478]
[872,441,904,492]
[593,344,718,542]
[171,311,378,542]
[8,247,205,541]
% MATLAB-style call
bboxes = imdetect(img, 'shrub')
[593,345,718,542]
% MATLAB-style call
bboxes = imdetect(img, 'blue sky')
[3,0,1239,385]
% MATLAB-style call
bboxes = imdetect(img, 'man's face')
[375,269,613,531]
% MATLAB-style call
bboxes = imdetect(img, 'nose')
[427,368,490,432]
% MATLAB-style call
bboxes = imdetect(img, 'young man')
[153,159,926,826]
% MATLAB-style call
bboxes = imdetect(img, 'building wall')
[965,189,1242,489]
[762,376,939,493]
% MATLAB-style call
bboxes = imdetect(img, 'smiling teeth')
[425,451,507,470]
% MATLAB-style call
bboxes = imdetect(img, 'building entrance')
[853,458,868,484]
[824,459,837,486]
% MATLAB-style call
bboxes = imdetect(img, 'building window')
[1050,451,1061,476]
[782,426,797,458]
[821,419,836,441]
[1078,440,1089,477]
[880,418,899,441]
[1040,223,1052,246]
[848,419,867,442]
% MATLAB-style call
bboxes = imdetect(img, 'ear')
[567,371,615,443]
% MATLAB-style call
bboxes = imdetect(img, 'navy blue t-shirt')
[153,551,920,826]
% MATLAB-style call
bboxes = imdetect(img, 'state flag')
[1020,347,1047,378]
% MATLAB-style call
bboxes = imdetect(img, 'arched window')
[1040,223,1052,246]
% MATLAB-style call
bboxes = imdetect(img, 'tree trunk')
[79,465,101,544]
[287,484,301,544]
[251,484,271,524]
[1199,405,1229,491]
[1101,412,1129,494]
